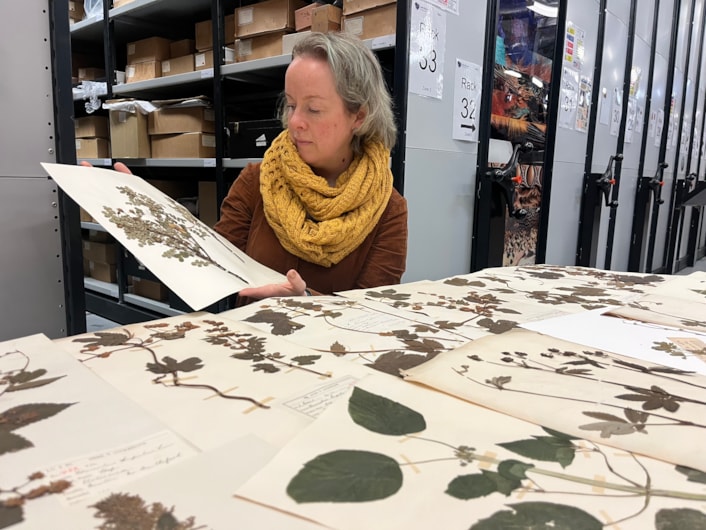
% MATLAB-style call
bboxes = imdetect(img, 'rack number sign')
[410,1,446,99]
[452,59,481,142]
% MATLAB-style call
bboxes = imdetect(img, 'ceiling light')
[528,1,558,17]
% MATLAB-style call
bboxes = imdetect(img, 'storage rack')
[62,0,408,325]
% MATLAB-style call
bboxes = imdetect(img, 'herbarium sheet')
[404,328,706,473]
[42,162,285,310]
[236,373,706,529]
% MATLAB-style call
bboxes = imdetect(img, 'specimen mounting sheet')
[236,373,706,530]
[42,162,285,310]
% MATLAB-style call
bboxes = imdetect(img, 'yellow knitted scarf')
[260,130,393,267]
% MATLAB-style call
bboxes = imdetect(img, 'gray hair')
[279,31,397,155]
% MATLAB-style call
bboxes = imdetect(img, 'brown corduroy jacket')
[213,163,408,296]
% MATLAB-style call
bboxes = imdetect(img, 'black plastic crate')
[228,118,284,158]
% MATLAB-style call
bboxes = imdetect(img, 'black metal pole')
[604,0,638,270]
[664,0,696,272]
[49,0,87,335]
[535,0,568,264]
[645,0,681,273]
[575,0,607,266]
[391,0,410,194]
[627,0,661,272]
[470,0,500,272]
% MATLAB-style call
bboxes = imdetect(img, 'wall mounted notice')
[452,59,481,142]
[409,1,447,99]
[425,0,458,15]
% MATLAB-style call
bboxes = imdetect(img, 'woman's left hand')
[238,269,309,300]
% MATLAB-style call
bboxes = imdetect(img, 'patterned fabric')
[259,131,393,267]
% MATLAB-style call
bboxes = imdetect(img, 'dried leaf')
[7,376,66,393]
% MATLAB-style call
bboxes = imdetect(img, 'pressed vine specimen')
[73,318,334,409]
[241,297,472,376]
[286,387,706,529]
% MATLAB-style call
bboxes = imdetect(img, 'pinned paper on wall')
[558,67,579,130]
[575,75,592,133]
[599,88,611,125]
[564,22,585,71]
[409,1,447,100]
[609,88,621,136]
[425,0,459,15]
[624,97,636,144]
[635,103,645,135]
[654,109,664,146]
[452,58,481,142]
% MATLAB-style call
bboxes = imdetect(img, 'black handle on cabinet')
[596,153,622,209]
[485,141,533,218]
[647,162,667,205]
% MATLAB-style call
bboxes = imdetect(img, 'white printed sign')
[452,59,481,142]
[409,1,447,99]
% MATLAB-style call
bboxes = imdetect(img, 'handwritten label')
[283,376,359,418]
[669,337,706,354]
[43,431,193,506]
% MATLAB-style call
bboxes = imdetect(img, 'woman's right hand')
[79,160,133,175]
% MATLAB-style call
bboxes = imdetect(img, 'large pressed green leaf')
[446,473,498,500]
[498,437,575,468]
[0,505,23,529]
[655,508,706,529]
[347,387,426,435]
[287,450,402,503]
[0,430,32,456]
[470,502,603,530]
[0,403,74,432]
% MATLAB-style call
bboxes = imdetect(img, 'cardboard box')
[161,54,194,76]
[312,4,342,32]
[342,0,395,15]
[235,0,307,38]
[147,179,197,199]
[130,277,169,301]
[69,0,85,21]
[80,207,94,223]
[294,2,323,31]
[148,107,215,135]
[75,115,109,138]
[125,60,162,83]
[86,229,114,243]
[126,36,171,64]
[198,181,218,227]
[151,132,216,158]
[88,261,117,283]
[229,118,283,157]
[342,4,396,40]
[78,67,105,81]
[170,38,195,57]
[109,108,151,158]
[83,240,118,265]
[194,47,235,70]
[282,30,311,55]
[195,14,236,51]
[76,138,110,159]
[236,31,287,62]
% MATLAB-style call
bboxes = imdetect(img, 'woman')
[216,31,408,301]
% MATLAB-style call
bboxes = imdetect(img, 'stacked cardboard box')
[83,235,118,284]
[75,115,111,159]
[129,276,169,301]
[69,0,85,24]
[125,36,171,83]
[148,105,216,158]
[342,0,396,41]
[107,100,151,158]
[234,0,307,62]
